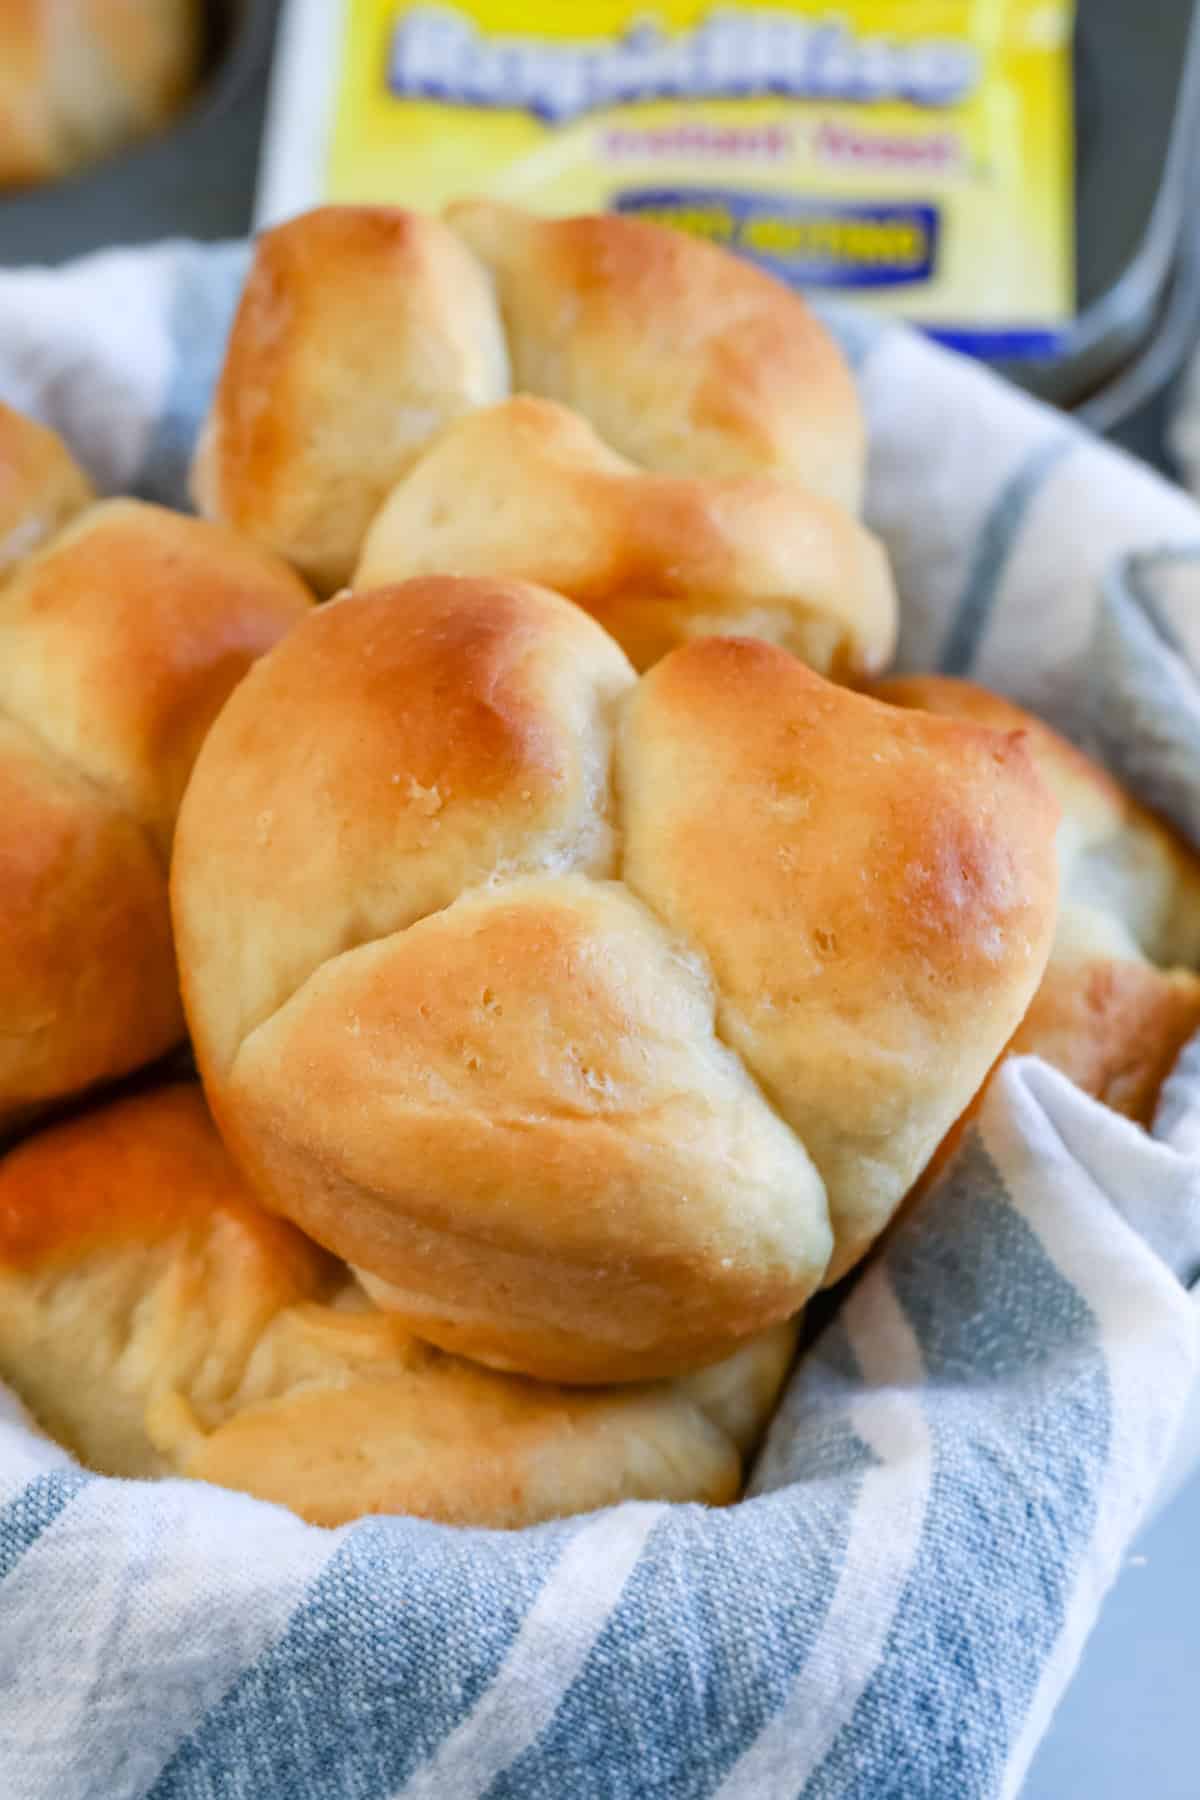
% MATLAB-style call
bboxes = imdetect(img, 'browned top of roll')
[447,197,864,508]
[0,498,312,1127]
[874,674,1200,1125]
[0,498,313,857]
[623,643,1061,1283]
[355,394,895,681]
[174,575,1059,1382]
[191,206,510,595]
[192,200,866,609]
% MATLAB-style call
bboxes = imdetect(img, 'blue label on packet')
[612,188,939,288]
[924,327,1067,360]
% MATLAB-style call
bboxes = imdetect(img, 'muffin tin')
[0,0,280,265]
[1014,0,1200,418]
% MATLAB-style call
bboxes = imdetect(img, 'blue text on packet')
[613,189,940,288]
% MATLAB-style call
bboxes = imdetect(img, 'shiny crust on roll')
[173,574,1059,1382]
[874,674,1200,1126]
[356,395,896,681]
[0,494,312,1129]
[191,206,510,595]
[445,198,864,508]
[192,201,888,674]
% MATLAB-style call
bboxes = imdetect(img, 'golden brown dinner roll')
[0,401,94,578]
[191,206,510,594]
[174,575,1059,1382]
[621,641,1060,1284]
[0,499,311,1129]
[0,719,178,1140]
[0,1085,798,1528]
[0,0,200,188]
[446,198,864,510]
[355,396,896,679]
[874,676,1200,1125]
[0,499,313,855]
[194,201,866,604]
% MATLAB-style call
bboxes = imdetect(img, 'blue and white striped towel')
[2,242,1200,1800]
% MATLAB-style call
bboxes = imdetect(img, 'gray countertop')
[1023,1470,1200,1798]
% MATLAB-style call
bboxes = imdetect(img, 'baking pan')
[0,0,281,266]
[1004,0,1200,412]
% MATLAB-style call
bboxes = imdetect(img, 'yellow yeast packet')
[259,0,1076,359]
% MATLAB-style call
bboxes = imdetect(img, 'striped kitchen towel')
[1,242,1200,1800]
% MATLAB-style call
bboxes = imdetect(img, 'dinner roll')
[0,718,175,1139]
[0,401,94,577]
[446,198,864,509]
[194,201,866,611]
[355,396,896,679]
[174,575,1059,1381]
[191,206,510,594]
[0,0,200,188]
[0,1085,798,1528]
[0,499,311,1129]
[874,675,1200,1124]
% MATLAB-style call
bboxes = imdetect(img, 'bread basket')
[0,238,1199,1800]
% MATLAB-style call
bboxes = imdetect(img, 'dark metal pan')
[0,0,281,265]
[1005,0,1200,415]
